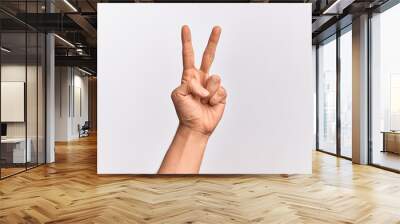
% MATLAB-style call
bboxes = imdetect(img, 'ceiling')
[0,0,393,74]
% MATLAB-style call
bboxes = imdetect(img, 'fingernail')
[201,89,209,97]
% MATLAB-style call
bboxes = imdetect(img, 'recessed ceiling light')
[1,47,11,53]
[322,0,354,15]
[63,0,78,12]
[78,67,93,76]
[54,34,75,48]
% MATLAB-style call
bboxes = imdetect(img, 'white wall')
[55,67,69,141]
[55,67,89,141]
[98,4,313,174]
[71,73,89,138]
[1,82,24,122]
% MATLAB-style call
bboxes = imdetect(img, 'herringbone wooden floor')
[1,135,400,224]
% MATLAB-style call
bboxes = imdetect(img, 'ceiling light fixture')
[323,0,342,14]
[78,67,93,76]
[63,0,78,12]
[76,48,85,55]
[54,34,75,48]
[322,0,354,15]
[1,47,11,53]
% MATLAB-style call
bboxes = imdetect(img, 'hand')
[171,25,227,136]
[158,26,226,174]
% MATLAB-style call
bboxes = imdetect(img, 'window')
[370,3,400,171]
[318,36,337,154]
[317,26,353,159]
[339,28,352,158]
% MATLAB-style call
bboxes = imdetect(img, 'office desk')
[382,131,400,154]
[1,138,31,164]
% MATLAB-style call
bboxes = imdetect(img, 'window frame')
[316,24,353,160]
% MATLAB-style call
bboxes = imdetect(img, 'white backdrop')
[97,3,313,174]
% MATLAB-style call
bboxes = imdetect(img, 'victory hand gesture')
[158,25,227,174]
[171,25,227,136]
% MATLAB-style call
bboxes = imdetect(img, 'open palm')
[171,25,227,135]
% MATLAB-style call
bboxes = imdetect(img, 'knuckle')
[185,70,198,80]
[171,88,180,100]
[210,97,217,105]
[183,50,193,57]
[220,87,227,97]
[188,79,195,89]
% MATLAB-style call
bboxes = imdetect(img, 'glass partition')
[38,32,45,165]
[0,1,46,179]
[27,31,38,169]
[0,31,28,177]
[317,36,337,154]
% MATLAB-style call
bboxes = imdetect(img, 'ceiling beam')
[55,55,96,71]
[67,13,97,46]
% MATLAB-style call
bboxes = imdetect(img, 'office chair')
[79,121,90,138]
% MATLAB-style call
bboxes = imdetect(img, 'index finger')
[181,25,195,70]
[200,26,221,74]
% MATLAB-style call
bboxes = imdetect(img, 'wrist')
[158,124,209,174]
[176,124,210,141]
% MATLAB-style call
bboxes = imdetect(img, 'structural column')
[46,1,55,163]
[352,14,369,164]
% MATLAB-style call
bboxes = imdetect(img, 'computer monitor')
[1,123,7,137]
